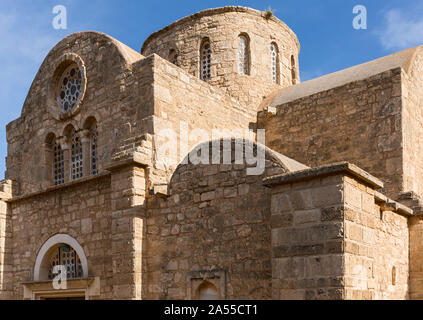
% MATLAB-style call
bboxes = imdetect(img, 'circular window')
[57,64,83,113]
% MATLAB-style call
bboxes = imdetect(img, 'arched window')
[53,140,64,186]
[291,55,297,85]
[392,266,397,286]
[197,281,220,300]
[169,49,179,66]
[34,234,89,282]
[90,123,98,175]
[238,35,250,75]
[200,39,212,80]
[70,130,83,180]
[270,43,280,84]
[48,244,83,280]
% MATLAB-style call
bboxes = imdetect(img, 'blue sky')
[0,0,423,179]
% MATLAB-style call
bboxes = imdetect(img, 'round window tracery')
[57,64,83,113]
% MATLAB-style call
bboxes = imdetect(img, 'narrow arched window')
[169,49,179,66]
[238,35,250,75]
[291,55,297,85]
[200,39,212,80]
[270,43,280,84]
[392,266,397,286]
[90,123,98,175]
[70,130,83,180]
[53,140,64,186]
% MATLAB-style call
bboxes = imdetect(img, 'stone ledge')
[0,179,13,201]
[105,152,150,171]
[22,277,99,300]
[263,161,384,189]
[374,191,413,216]
[9,172,111,203]
[22,277,95,289]
[149,184,169,197]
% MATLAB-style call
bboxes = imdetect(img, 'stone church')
[0,6,422,300]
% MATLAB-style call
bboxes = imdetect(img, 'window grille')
[48,244,83,280]
[271,43,279,83]
[71,131,83,180]
[57,64,82,113]
[54,142,64,185]
[201,41,212,80]
[91,125,98,175]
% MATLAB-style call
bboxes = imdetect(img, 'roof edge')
[263,161,384,189]
[261,45,423,110]
[141,6,300,53]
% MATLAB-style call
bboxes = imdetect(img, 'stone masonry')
[0,6,423,300]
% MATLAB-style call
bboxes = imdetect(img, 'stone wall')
[8,174,113,299]
[258,69,403,199]
[343,177,409,300]
[0,180,12,299]
[144,141,289,299]
[402,48,423,198]
[108,163,147,300]
[409,214,423,299]
[267,172,345,299]
[265,163,410,300]
[150,55,258,186]
[142,6,300,109]
[5,32,146,196]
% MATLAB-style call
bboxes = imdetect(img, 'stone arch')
[80,111,101,130]
[174,138,308,178]
[168,48,179,65]
[45,132,56,145]
[82,115,98,130]
[61,121,79,139]
[43,132,60,186]
[149,139,307,299]
[21,31,143,117]
[47,53,87,120]
[33,234,89,281]
[82,115,99,176]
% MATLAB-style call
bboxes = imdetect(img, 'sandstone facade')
[0,6,422,300]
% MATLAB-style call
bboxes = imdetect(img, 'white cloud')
[377,8,423,50]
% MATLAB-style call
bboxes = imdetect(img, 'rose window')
[57,64,82,113]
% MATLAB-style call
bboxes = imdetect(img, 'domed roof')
[141,6,300,54]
